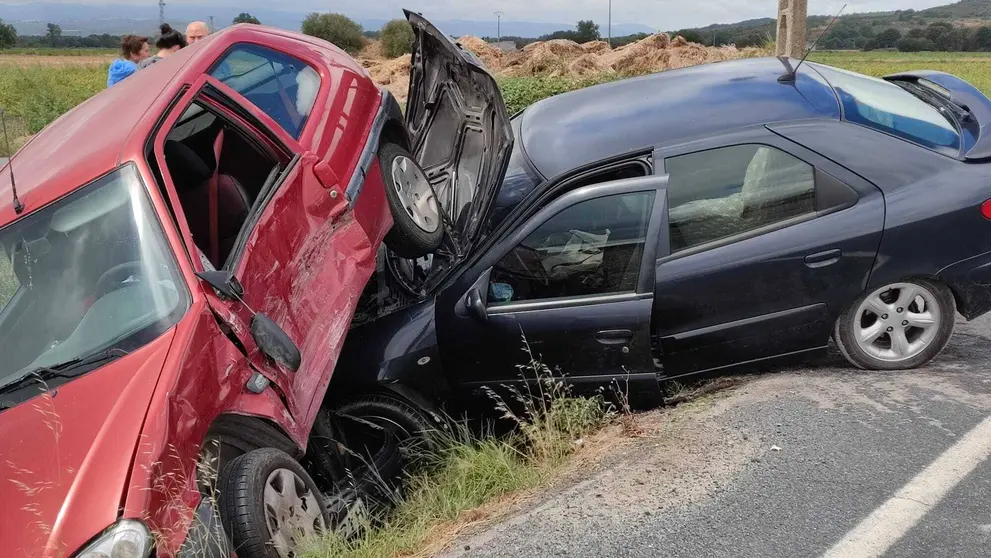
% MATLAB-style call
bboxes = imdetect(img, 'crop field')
[1,49,991,156]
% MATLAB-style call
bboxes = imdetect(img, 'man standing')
[185,21,210,44]
[185,20,231,79]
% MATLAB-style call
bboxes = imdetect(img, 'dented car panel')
[0,17,463,558]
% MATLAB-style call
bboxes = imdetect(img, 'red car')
[0,12,511,558]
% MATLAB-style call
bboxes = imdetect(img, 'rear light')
[982,199,991,220]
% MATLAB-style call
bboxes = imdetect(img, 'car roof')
[0,24,354,228]
[518,56,842,179]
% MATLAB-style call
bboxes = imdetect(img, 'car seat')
[164,130,251,268]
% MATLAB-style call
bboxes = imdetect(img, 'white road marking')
[822,414,991,558]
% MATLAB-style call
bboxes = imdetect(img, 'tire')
[217,448,329,558]
[379,143,444,258]
[834,278,955,370]
[333,393,438,488]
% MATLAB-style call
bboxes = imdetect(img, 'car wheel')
[334,393,438,490]
[218,448,329,558]
[379,143,444,258]
[834,279,955,370]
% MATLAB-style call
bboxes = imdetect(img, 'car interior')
[0,171,182,381]
[161,100,283,269]
[666,145,817,253]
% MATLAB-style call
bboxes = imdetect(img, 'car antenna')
[0,109,23,214]
[779,3,846,83]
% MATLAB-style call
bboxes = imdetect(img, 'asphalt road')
[442,314,991,558]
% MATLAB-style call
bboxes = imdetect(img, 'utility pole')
[158,0,166,26]
[494,11,503,42]
[608,0,612,47]
[209,16,215,31]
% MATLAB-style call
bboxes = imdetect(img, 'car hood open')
[404,11,514,253]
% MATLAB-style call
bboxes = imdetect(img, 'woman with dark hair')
[107,34,149,87]
[138,24,187,69]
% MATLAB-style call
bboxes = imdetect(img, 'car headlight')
[75,519,153,558]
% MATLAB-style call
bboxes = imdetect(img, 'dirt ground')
[357,33,765,104]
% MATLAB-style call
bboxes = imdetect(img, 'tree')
[876,28,901,48]
[907,28,926,39]
[575,20,601,43]
[897,37,935,52]
[676,29,705,45]
[46,23,62,47]
[301,13,363,54]
[380,19,415,58]
[977,26,991,51]
[0,18,15,50]
[233,13,260,25]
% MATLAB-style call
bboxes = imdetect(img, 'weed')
[301,335,610,558]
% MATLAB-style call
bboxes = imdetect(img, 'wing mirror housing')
[196,269,302,372]
[465,288,488,322]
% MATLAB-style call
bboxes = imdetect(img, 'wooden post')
[776,0,808,59]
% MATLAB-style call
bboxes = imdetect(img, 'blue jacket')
[107,59,138,87]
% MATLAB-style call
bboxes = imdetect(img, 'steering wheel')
[94,261,145,300]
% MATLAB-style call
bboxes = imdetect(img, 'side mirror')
[196,270,243,300]
[251,313,302,372]
[465,288,488,322]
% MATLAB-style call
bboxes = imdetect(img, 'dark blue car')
[333,54,991,418]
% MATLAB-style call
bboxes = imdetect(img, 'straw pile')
[358,33,766,102]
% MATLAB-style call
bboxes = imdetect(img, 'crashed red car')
[0,12,511,558]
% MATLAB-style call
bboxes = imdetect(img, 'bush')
[380,19,415,58]
[301,12,364,55]
[498,75,620,115]
[896,37,935,52]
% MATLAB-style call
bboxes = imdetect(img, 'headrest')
[164,140,212,188]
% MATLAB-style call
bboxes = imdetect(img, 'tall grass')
[0,63,108,136]
[300,339,613,558]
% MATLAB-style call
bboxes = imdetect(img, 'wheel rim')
[263,468,326,558]
[391,156,440,233]
[853,282,941,363]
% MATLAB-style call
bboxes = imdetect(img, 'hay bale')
[580,41,611,54]
[542,39,584,60]
[569,54,610,76]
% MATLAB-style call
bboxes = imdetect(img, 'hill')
[671,0,991,49]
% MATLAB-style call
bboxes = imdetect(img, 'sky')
[0,0,965,28]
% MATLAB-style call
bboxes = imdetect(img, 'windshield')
[809,63,961,154]
[0,164,186,390]
[486,117,542,235]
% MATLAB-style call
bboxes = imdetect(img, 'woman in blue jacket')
[107,35,149,87]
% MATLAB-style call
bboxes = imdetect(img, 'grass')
[300,340,614,558]
[0,47,116,57]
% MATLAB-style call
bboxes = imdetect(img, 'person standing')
[138,24,186,69]
[186,20,232,79]
[185,21,210,45]
[107,35,149,87]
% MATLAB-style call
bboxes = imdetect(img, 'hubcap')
[853,282,941,363]
[263,468,326,558]
[391,156,440,233]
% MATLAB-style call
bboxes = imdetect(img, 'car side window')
[664,144,816,253]
[210,43,320,139]
[488,192,654,305]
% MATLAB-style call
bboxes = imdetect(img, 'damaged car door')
[434,175,669,398]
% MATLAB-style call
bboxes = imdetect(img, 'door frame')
[435,174,670,394]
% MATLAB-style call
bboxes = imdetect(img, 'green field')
[3,49,991,157]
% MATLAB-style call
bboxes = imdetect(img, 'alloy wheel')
[853,282,941,363]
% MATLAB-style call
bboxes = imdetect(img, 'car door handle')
[595,329,633,345]
[804,249,842,268]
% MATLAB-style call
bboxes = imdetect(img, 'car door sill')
[657,345,829,382]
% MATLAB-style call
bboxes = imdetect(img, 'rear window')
[810,63,960,153]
